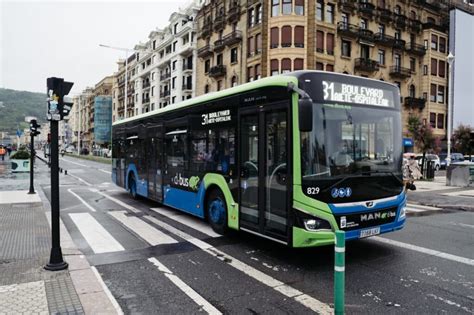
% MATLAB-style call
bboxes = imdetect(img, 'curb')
[38,184,123,314]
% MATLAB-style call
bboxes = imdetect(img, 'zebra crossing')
[406,203,442,214]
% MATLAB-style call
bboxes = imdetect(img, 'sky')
[0,0,190,95]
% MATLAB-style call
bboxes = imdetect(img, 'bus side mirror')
[298,97,313,132]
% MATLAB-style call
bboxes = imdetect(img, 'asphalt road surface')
[39,156,473,314]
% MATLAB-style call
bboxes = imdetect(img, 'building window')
[423,65,428,75]
[248,37,254,56]
[438,60,446,78]
[256,33,262,54]
[256,5,262,24]
[410,57,416,72]
[272,0,280,17]
[394,29,401,40]
[205,59,210,73]
[431,58,437,76]
[431,34,438,50]
[217,54,223,65]
[270,27,279,48]
[174,23,178,34]
[204,84,209,93]
[409,84,416,97]
[316,31,324,53]
[437,113,444,129]
[378,24,385,34]
[326,33,334,54]
[361,44,370,59]
[294,58,303,70]
[231,76,238,87]
[172,60,177,70]
[282,0,292,15]
[271,59,279,75]
[410,10,416,20]
[326,4,334,23]
[341,13,348,25]
[341,40,351,57]
[281,26,292,47]
[430,112,436,128]
[281,58,291,73]
[316,0,323,21]
[378,49,385,65]
[247,66,254,82]
[248,8,255,27]
[430,84,436,102]
[437,85,445,103]
[217,80,222,91]
[360,18,368,30]
[172,77,176,89]
[439,37,446,53]
[394,5,401,14]
[231,47,238,63]
[255,64,261,79]
[326,64,334,72]
[316,62,324,70]
[295,0,304,15]
[173,41,177,52]
[294,26,304,48]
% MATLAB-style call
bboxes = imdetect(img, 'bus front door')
[239,105,289,242]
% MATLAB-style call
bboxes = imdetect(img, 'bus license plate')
[360,227,380,238]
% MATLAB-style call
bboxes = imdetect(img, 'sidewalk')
[0,156,120,314]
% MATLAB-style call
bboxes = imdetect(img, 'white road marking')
[109,211,177,246]
[68,189,96,212]
[406,203,441,211]
[443,190,474,197]
[99,169,112,174]
[68,173,93,186]
[91,266,124,315]
[60,158,88,167]
[372,236,474,267]
[92,189,140,213]
[150,207,221,238]
[148,257,222,315]
[69,213,125,254]
[451,222,474,230]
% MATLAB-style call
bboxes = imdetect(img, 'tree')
[453,124,474,158]
[407,114,437,174]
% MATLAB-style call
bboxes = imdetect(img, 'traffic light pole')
[28,133,35,194]
[45,119,68,271]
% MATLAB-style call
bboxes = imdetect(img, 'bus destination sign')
[322,81,394,107]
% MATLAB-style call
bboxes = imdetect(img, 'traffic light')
[29,119,41,136]
[47,77,74,121]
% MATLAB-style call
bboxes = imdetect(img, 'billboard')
[450,8,474,128]
[94,96,112,144]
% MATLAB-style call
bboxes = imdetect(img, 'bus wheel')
[128,175,138,199]
[207,189,228,235]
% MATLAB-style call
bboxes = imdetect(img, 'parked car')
[439,153,465,169]
[464,155,474,163]
[80,148,89,155]
[60,145,74,155]
[415,154,440,171]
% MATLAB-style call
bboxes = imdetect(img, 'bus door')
[146,123,163,202]
[239,104,290,242]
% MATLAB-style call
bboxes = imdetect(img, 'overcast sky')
[1,0,189,95]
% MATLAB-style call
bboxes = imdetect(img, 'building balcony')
[160,72,171,81]
[337,22,359,38]
[338,0,356,13]
[377,8,392,22]
[197,44,213,58]
[182,62,193,72]
[127,88,135,96]
[200,24,212,39]
[213,39,225,52]
[393,38,406,50]
[358,29,374,42]
[142,97,150,104]
[359,2,375,17]
[213,16,225,32]
[223,30,242,46]
[160,90,170,98]
[394,14,407,28]
[404,97,426,110]
[409,19,422,32]
[422,20,448,32]
[227,6,240,24]
[406,42,426,56]
[389,66,411,78]
[142,82,151,89]
[182,83,193,91]
[355,58,379,72]
[208,65,226,78]
[374,32,395,46]
[118,93,125,100]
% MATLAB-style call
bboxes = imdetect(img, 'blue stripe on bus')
[163,181,206,218]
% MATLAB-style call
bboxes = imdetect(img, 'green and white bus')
[112,71,406,247]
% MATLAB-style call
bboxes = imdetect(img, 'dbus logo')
[171,173,200,191]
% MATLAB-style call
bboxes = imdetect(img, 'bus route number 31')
[306,187,320,195]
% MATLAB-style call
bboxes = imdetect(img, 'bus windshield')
[301,102,402,181]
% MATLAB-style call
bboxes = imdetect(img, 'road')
[39,156,474,314]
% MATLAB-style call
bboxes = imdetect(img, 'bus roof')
[113,74,298,126]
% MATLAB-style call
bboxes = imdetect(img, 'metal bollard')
[334,230,345,315]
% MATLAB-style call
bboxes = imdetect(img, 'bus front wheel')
[128,175,138,199]
[207,189,228,235]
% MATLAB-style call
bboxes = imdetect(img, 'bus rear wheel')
[128,175,138,199]
[207,189,228,235]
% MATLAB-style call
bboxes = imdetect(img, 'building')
[195,0,453,152]
[112,54,137,122]
[90,77,113,151]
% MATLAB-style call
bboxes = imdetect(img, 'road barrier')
[334,230,345,315]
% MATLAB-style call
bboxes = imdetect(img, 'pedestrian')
[6,145,12,156]
[0,146,5,161]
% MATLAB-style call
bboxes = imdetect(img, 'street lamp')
[446,52,455,167]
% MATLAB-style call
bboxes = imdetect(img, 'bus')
[112,71,406,247]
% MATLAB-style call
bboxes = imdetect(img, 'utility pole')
[28,119,40,194]
[44,77,73,271]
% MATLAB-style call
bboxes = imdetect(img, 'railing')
[182,83,192,91]
[142,82,151,89]
[389,66,411,78]
[213,39,225,52]
[359,2,375,15]
[377,8,392,22]
[227,6,240,24]
[404,97,426,110]
[393,38,406,49]
[406,42,426,55]
[359,29,374,42]
[374,32,395,46]
[338,0,356,12]
[160,90,170,98]
[213,15,225,32]
[337,22,359,37]
[409,19,422,32]
[197,44,213,58]
[354,58,379,72]
[394,14,407,28]
[208,65,226,77]
[142,97,150,104]
[223,30,242,46]
[200,24,212,39]
[182,62,193,71]
[160,73,171,81]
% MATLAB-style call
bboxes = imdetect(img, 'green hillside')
[0,88,46,134]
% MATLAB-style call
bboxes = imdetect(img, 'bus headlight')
[303,218,331,231]
[398,206,406,221]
